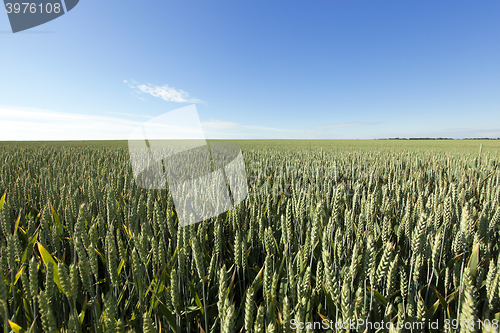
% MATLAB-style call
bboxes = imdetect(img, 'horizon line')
[1,137,500,142]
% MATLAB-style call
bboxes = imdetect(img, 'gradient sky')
[1,0,500,140]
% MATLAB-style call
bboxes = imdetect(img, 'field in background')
[2,139,500,152]
[0,140,499,332]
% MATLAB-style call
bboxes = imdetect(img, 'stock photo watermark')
[3,0,79,33]
[128,104,249,227]
[290,318,500,331]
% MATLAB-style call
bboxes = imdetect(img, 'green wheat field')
[0,140,500,333]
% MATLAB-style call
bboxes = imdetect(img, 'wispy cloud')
[125,80,205,104]
[0,106,299,141]
[5,106,493,141]
[0,106,141,141]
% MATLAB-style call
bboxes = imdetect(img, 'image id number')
[5,3,61,14]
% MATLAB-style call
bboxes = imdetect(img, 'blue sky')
[1,0,500,140]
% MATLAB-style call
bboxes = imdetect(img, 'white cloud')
[0,106,300,141]
[0,106,141,141]
[7,107,492,141]
[126,80,204,104]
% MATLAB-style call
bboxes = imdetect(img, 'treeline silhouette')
[381,137,500,140]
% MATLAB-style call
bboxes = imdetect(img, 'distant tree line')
[380,137,500,140]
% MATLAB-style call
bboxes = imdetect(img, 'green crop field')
[0,140,499,332]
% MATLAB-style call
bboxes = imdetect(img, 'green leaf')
[366,286,388,306]
[468,243,479,278]
[445,289,459,318]
[157,280,165,294]
[8,320,26,333]
[431,285,449,318]
[322,284,337,312]
[94,248,106,262]
[168,247,178,271]
[37,243,57,266]
[117,283,128,308]
[440,253,463,276]
[0,192,5,210]
[425,299,440,319]
[13,213,21,237]
[22,298,32,323]
[157,301,178,333]
[188,280,204,315]
[317,312,335,331]
[117,258,125,275]
[79,295,88,324]
[14,265,25,285]
[479,171,495,189]
[50,204,63,236]
[20,231,38,265]
[37,243,63,292]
